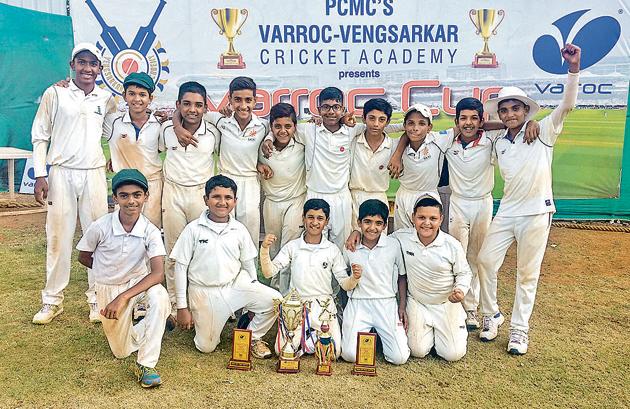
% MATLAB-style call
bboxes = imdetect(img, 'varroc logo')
[533,9,621,74]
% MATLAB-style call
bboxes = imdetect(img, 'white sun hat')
[483,86,540,120]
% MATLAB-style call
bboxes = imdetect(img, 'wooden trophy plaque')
[352,332,377,376]
[227,328,253,371]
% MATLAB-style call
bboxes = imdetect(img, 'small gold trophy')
[274,289,304,373]
[211,8,248,69]
[227,328,253,371]
[469,9,505,68]
[352,332,377,376]
[314,299,336,376]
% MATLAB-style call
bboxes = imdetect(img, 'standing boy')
[257,103,306,294]
[476,44,581,355]
[103,72,163,227]
[260,199,360,358]
[393,193,472,362]
[341,199,409,365]
[161,81,221,316]
[171,175,279,358]
[76,169,170,388]
[32,43,116,324]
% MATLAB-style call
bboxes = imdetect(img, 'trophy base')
[276,357,300,373]
[218,53,246,69]
[352,364,377,376]
[227,359,252,371]
[472,53,498,68]
[315,363,332,376]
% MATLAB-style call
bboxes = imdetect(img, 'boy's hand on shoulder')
[448,288,465,303]
[153,110,169,124]
[101,294,130,320]
[261,233,277,249]
[344,230,361,252]
[177,308,194,330]
[524,120,540,144]
[308,114,323,126]
[261,139,274,158]
[351,263,362,279]
[340,111,356,127]
[54,77,70,88]
[257,163,274,180]
[218,104,233,117]
[388,156,403,179]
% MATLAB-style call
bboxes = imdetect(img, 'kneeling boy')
[260,199,359,358]
[393,193,472,362]
[171,175,279,358]
[341,199,410,365]
[76,169,170,388]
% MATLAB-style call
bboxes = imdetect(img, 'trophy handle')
[491,10,505,35]
[210,9,224,35]
[235,9,249,36]
[469,9,480,35]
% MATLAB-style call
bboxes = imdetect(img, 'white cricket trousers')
[224,173,261,246]
[42,166,108,306]
[448,194,493,312]
[263,194,305,294]
[306,189,352,251]
[477,213,552,332]
[274,295,342,359]
[341,298,409,365]
[188,274,281,353]
[96,279,170,368]
[162,180,207,307]
[350,190,388,230]
[406,296,468,362]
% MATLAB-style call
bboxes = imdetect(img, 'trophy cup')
[314,299,336,376]
[211,8,248,69]
[469,9,504,68]
[274,289,304,373]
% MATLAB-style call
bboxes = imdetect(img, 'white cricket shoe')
[465,310,481,330]
[507,329,529,355]
[479,312,505,342]
[32,304,64,324]
[89,303,101,323]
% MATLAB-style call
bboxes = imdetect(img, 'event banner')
[69,0,629,199]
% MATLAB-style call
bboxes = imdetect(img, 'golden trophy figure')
[469,9,505,68]
[314,299,336,376]
[210,8,248,69]
[274,289,304,373]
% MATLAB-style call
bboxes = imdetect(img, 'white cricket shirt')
[398,131,450,192]
[349,132,400,193]
[258,138,306,202]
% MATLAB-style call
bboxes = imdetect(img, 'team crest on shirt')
[421,146,431,159]
[451,150,459,156]
[340,146,345,152]
[322,262,329,268]
[94,106,103,115]
[500,149,506,155]
[405,250,415,256]
[198,239,208,244]
[87,0,170,96]
[379,164,385,170]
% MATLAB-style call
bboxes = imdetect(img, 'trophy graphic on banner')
[274,289,304,373]
[210,8,248,69]
[314,299,336,376]
[469,9,505,68]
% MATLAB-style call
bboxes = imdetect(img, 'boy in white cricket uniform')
[103,72,163,228]
[393,193,471,361]
[76,169,170,388]
[173,77,268,246]
[161,82,220,316]
[257,103,306,294]
[260,199,360,359]
[476,44,581,355]
[341,200,409,365]
[32,43,116,324]
[171,175,279,358]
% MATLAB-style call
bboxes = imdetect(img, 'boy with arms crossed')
[256,103,306,294]
[260,199,361,358]
[32,43,116,324]
[393,193,472,362]
[341,199,409,365]
[161,82,220,318]
[476,44,581,355]
[76,169,170,388]
[171,175,279,358]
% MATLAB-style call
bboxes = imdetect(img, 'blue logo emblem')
[532,9,621,74]
[86,0,170,95]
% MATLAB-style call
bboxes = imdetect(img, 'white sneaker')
[89,303,101,323]
[479,312,505,342]
[32,304,64,324]
[465,310,481,330]
[507,329,529,355]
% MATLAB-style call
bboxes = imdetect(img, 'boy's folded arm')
[118,255,165,303]
[338,275,360,291]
